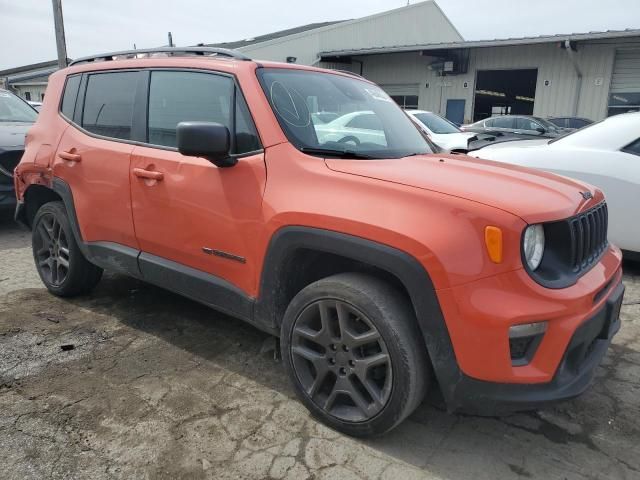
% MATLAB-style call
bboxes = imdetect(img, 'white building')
[0,60,60,103]
[212,1,640,124]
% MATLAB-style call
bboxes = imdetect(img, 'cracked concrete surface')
[1,214,639,479]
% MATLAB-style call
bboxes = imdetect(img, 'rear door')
[129,69,265,297]
[53,70,141,249]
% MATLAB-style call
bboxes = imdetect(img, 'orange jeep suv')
[14,48,624,436]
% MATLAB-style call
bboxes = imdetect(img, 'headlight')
[523,224,545,271]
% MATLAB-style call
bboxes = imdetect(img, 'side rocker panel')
[138,252,254,324]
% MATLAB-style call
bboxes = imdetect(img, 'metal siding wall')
[576,43,616,119]
[380,84,420,96]
[359,39,639,122]
[611,49,640,92]
[239,1,462,66]
[318,1,462,52]
[241,34,322,65]
[13,84,47,101]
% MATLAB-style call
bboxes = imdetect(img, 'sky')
[1,0,639,70]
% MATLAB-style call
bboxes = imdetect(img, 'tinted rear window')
[623,137,640,156]
[515,117,542,131]
[493,116,515,128]
[60,75,81,119]
[82,72,138,140]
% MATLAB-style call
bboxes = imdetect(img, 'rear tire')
[281,272,430,437]
[32,201,103,297]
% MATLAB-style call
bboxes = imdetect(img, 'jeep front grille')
[568,202,608,273]
[524,201,609,289]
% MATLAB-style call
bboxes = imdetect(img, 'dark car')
[548,116,593,131]
[462,115,566,139]
[0,89,37,211]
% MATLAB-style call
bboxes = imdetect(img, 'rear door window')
[516,117,542,131]
[569,118,590,129]
[493,116,515,129]
[82,72,138,140]
[623,138,640,156]
[60,75,81,119]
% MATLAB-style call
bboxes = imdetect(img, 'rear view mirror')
[177,122,236,168]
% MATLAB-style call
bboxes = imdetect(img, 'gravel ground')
[1,212,639,480]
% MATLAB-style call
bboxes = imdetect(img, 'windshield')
[413,112,461,134]
[257,68,433,159]
[0,90,38,123]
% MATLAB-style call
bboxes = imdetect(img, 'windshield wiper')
[300,147,376,160]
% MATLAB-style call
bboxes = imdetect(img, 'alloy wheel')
[290,299,392,422]
[34,213,70,286]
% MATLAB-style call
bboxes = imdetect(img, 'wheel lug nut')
[348,360,355,367]
[342,345,349,352]
[330,344,337,351]
[329,358,336,365]
[339,367,346,376]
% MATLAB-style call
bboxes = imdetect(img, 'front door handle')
[58,150,82,162]
[133,167,164,181]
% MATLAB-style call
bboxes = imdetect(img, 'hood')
[325,154,602,224]
[0,122,31,148]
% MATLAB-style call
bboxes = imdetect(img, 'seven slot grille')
[568,202,608,272]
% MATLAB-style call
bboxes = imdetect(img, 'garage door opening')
[473,69,538,121]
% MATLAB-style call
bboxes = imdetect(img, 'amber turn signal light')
[484,226,503,263]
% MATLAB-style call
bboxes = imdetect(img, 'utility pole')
[51,0,68,68]
[168,32,174,47]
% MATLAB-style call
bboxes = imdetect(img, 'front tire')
[281,273,430,437]
[32,201,103,297]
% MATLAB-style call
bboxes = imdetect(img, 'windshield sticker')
[364,88,393,103]
[270,81,311,128]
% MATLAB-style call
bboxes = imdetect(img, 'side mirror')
[177,121,236,168]
[535,126,546,134]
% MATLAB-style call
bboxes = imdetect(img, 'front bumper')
[446,279,624,415]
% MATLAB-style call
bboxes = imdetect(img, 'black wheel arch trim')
[255,226,463,398]
[52,177,90,259]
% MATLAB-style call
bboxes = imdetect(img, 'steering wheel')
[338,136,360,146]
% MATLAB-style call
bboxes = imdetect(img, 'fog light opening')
[509,321,547,366]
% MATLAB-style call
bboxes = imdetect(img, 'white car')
[469,112,640,255]
[407,110,476,152]
[314,111,387,147]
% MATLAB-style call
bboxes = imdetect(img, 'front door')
[129,70,265,297]
[445,99,465,125]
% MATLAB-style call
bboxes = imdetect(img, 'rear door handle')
[133,168,164,181]
[58,150,82,162]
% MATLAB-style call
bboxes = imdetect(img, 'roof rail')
[332,69,365,79]
[69,47,251,66]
